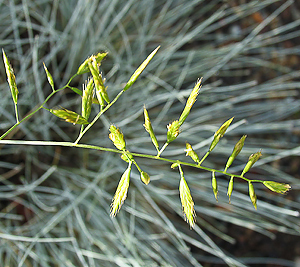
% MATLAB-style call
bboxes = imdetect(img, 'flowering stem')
[0,139,263,184]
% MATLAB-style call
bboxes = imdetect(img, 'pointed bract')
[82,78,94,120]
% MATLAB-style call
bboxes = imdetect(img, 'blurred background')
[0,0,300,266]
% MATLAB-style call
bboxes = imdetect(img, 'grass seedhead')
[140,171,150,185]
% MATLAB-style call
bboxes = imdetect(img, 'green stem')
[0,139,262,184]
[198,151,210,166]
[157,142,169,157]
[14,102,19,124]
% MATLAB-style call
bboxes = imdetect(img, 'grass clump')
[1,1,300,266]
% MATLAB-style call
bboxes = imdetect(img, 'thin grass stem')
[0,139,263,184]
[157,142,169,157]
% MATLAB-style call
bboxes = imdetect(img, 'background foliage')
[0,0,299,266]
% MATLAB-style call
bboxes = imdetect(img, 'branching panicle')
[0,47,292,228]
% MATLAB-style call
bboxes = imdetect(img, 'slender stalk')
[156,142,169,157]
[198,151,210,166]
[14,103,19,123]
[0,139,262,184]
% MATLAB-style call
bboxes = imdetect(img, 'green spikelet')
[49,108,89,125]
[2,50,18,105]
[248,182,257,210]
[212,171,218,201]
[185,143,199,163]
[167,120,180,143]
[110,162,132,216]
[225,135,247,172]
[263,181,291,194]
[82,78,94,120]
[143,107,159,151]
[209,117,234,152]
[123,46,160,91]
[227,176,234,203]
[241,151,262,176]
[178,78,202,126]
[109,125,126,151]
